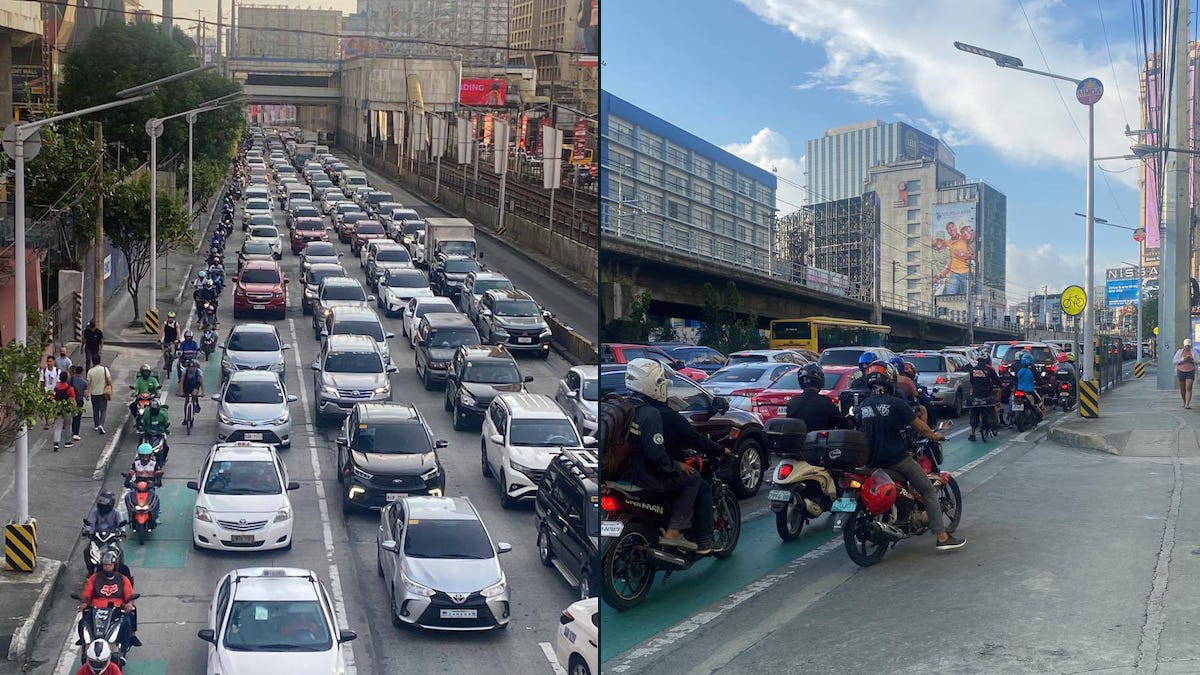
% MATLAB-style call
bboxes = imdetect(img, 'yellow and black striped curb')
[1079,379,1100,418]
[1135,362,1146,378]
[143,308,160,335]
[4,520,38,572]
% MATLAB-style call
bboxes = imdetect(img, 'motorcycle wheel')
[712,490,741,559]
[1016,413,1029,432]
[774,494,805,541]
[600,522,656,611]
[939,477,964,533]
[137,524,145,546]
[843,509,889,568]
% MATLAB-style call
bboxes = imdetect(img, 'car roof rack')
[558,448,598,481]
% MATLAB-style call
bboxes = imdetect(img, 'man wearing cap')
[82,319,104,371]
[1173,338,1200,409]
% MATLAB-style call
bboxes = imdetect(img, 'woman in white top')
[40,355,59,429]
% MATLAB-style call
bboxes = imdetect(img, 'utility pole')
[162,0,174,37]
[1160,0,1191,390]
[217,0,223,75]
[93,122,104,330]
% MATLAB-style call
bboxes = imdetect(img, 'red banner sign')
[518,115,529,150]
[572,120,588,162]
[460,79,507,106]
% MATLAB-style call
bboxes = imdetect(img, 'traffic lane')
[277,236,579,673]
[348,159,598,344]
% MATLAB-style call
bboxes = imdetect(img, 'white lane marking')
[91,411,129,480]
[539,641,567,675]
[51,608,83,675]
[288,318,356,675]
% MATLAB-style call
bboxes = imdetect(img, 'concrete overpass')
[228,56,340,129]
[601,233,1022,347]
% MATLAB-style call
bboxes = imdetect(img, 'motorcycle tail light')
[1047,364,1057,373]
[840,476,862,489]
[778,464,793,479]
[1014,391,1026,398]
[1061,383,1070,390]
[936,376,948,384]
[599,495,620,513]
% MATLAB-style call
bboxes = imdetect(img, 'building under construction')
[234,5,342,60]
[350,0,511,68]
[782,192,880,303]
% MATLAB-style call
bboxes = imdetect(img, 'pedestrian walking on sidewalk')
[1173,338,1200,409]
[87,359,112,434]
[82,319,104,371]
[55,346,72,374]
[70,365,88,440]
[40,355,59,430]
[51,372,78,451]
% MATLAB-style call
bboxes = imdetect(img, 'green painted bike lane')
[600,433,1004,662]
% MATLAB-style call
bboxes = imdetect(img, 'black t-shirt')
[786,390,851,432]
[856,392,916,467]
[162,321,179,343]
[83,327,103,351]
[969,365,1002,398]
[626,398,722,483]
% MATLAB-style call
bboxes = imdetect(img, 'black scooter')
[71,592,140,667]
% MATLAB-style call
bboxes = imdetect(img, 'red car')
[351,220,387,256]
[290,217,329,254]
[600,342,709,381]
[750,365,858,423]
[232,260,288,319]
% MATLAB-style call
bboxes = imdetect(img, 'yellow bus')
[768,316,891,353]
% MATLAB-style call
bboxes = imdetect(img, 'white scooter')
[764,418,839,541]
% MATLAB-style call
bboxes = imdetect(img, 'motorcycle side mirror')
[197,628,216,644]
[129,593,140,601]
[70,593,80,600]
[83,518,91,525]
[186,481,199,491]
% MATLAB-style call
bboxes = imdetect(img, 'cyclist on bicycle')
[160,311,180,347]
[176,331,200,394]
[180,358,204,414]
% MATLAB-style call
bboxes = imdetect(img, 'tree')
[601,289,654,342]
[105,174,192,317]
[699,281,765,353]
[0,312,71,448]
[1142,293,1159,338]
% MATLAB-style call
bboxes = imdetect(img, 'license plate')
[386,493,404,501]
[439,609,477,619]
[243,433,263,440]
[252,304,265,310]
[777,406,788,415]
[600,521,623,537]
[230,534,254,544]
[517,337,533,344]
[831,497,858,513]
[1011,403,1024,411]
[768,489,792,502]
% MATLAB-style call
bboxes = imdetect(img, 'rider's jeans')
[885,456,945,535]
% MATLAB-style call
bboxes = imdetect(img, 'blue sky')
[602,0,1152,304]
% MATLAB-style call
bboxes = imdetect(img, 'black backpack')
[599,393,645,480]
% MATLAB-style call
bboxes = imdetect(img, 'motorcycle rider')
[140,399,170,465]
[194,279,218,324]
[128,365,160,421]
[125,444,162,524]
[83,492,123,536]
[1056,352,1079,398]
[191,269,208,292]
[75,639,121,675]
[77,549,140,650]
[179,357,205,411]
[849,351,879,389]
[785,362,851,431]
[621,358,727,554]
[1014,351,1044,420]
[856,362,965,551]
[967,355,1002,441]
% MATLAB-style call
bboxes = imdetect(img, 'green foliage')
[1142,293,1158,338]
[601,289,654,342]
[0,312,72,447]
[189,158,228,206]
[699,281,766,354]
[60,22,244,168]
[105,174,193,316]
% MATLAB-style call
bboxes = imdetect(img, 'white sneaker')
[72,435,81,441]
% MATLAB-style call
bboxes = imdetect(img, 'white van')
[341,171,368,197]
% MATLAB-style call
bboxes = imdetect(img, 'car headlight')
[352,466,373,481]
[322,385,339,396]
[420,466,440,483]
[480,575,507,598]
[218,412,235,424]
[510,460,537,477]
[195,505,212,522]
[374,386,389,394]
[459,391,476,407]
[539,329,552,338]
[269,413,289,425]
[273,506,292,522]
[403,575,435,598]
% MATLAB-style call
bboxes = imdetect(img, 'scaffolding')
[360,0,511,68]
[806,192,879,303]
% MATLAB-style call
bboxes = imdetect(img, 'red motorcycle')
[835,422,962,567]
[123,472,162,546]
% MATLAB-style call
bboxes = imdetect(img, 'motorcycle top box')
[802,430,869,471]
[764,417,807,456]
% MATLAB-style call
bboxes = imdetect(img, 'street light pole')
[1124,261,1143,365]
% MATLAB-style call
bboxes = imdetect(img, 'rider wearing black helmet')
[967,355,1002,441]
[785,362,851,431]
[83,492,123,535]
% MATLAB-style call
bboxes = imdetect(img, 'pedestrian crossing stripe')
[144,308,160,335]
[1078,379,1100,419]
[1135,362,1146,378]
[4,520,38,572]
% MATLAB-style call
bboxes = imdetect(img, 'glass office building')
[805,120,955,205]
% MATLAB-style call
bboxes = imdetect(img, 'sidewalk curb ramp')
[3,557,64,662]
[1047,425,1126,455]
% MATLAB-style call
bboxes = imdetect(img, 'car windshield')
[294,220,323,232]
[353,422,431,453]
[768,370,844,391]
[473,279,513,295]
[251,226,278,238]
[308,268,346,286]
[819,350,873,367]
[323,285,366,301]
[424,328,478,349]
[224,381,284,404]
[203,460,281,495]
[376,249,410,262]
[304,243,336,256]
[905,355,945,372]
[494,300,539,317]
[228,331,280,351]
[437,241,476,257]
[333,319,384,341]
[705,366,772,384]
[250,215,274,226]
[247,199,270,211]
[293,208,319,218]
[444,260,479,274]
[337,204,357,214]
[222,600,332,652]
[386,270,427,288]
[243,242,272,255]
[509,419,581,447]
[581,378,599,401]
[241,268,281,284]
[415,302,455,317]
[356,223,385,235]
[403,519,494,559]
[369,193,393,203]
[726,354,768,366]
[462,360,520,384]
[324,350,383,373]
[1003,346,1055,364]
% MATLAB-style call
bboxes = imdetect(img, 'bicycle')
[161,341,176,382]
[183,391,199,434]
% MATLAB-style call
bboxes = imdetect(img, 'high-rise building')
[350,0,511,68]
[804,119,956,206]
[508,0,595,106]
[234,6,342,60]
[601,90,778,271]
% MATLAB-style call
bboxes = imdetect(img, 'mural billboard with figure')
[932,202,978,297]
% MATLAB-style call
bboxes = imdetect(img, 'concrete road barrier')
[548,316,596,365]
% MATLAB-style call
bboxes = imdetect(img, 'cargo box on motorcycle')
[764,417,807,457]
[801,430,869,470]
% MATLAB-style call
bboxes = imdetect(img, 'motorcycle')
[1056,373,1076,412]
[199,302,219,331]
[71,592,139,667]
[80,521,126,575]
[140,430,169,468]
[1011,389,1039,432]
[176,350,199,382]
[965,395,1001,441]
[128,389,154,433]
[763,417,840,541]
[123,472,162,545]
[600,449,741,611]
[201,329,218,360]
[838,421,963,568]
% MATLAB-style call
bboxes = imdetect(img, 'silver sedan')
[214,370,298,448]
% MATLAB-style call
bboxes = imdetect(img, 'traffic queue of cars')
[185,127,598,674]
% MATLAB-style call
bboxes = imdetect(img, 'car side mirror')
[712,397,730,414]
[287,481,300,491]
[490,433,503,444]
[310,362,320,370]
[435,439,448,449]
[542,310,553,320]
[380,539,399,553]
[582,435,597,447]
[367,295,376,302]
[210,394,221,401]
[186,481,199,491]
[282,344,291,350]
[339,629,358,643]
[481,308,492,317]
[232,275,239,283]
[197,628,216,644]
[385,332,396,339]
[524,375,534,383]
[337,252,344,257]
[320,329,329,337]
[386,364,398,373]
[287,394,299,403]
[336,436,348,447]
[496,542,512,554]
[672,360,687,371]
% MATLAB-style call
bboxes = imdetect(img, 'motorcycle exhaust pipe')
[648,548,688,569]
[868,521,906,542]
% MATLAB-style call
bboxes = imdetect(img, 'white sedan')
[378,268,434,317]
[188,442,300,552]
[247,224,283,259]
[401,296,459,346]
[555,598,598,675]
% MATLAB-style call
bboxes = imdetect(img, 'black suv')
[430,256,482,302]
[414,312,481,390]
[335,403,448,513]
[535,448,599,600]
[475,289,552,358]
[444,345,532,430]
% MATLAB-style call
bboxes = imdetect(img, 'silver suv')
[221,323,290,384]
[310,334,397,424]
[459,271,515,322]
[312,277,374,338]
[901,351,972,418]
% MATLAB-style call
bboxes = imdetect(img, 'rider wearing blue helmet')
[1014,351,1043,419]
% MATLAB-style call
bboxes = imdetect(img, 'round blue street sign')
[1076,78,1104,105]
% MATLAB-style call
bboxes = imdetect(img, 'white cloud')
[1005,242,1085,302]
[739,0,1141,188]
[722,128,807,212]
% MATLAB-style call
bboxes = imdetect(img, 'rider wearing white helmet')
[76,639,119,674]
